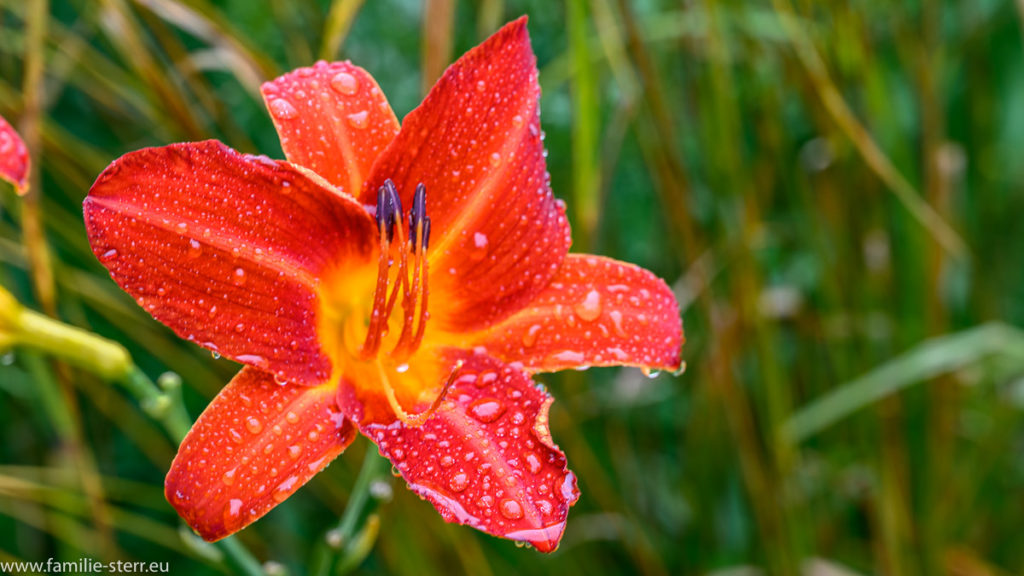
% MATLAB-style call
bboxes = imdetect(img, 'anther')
[421,218,431,251]
[375,179,402,242]
[409,183,426,251]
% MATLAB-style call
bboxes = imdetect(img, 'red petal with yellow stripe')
[165,367,356,541]
[361,17,570,333]
[358,351,579,553]
[262,61,399,195]
[84,140,376,385]
[478,254,684,374]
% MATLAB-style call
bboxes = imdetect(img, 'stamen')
[377,358,463,427]
[409,183,426,251]
[359,184,395,358]
[391,185,431,359]
[362,180,432,361]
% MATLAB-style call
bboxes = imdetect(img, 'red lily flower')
[0,114,30,193]
[83,18,683,552]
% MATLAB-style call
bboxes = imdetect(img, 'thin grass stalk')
[771,0,966,260]
[421,0,455,96]
[567,0,599,250]
[321,0,365,60]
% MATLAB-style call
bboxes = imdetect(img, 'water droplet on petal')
[641,367,661,379]
[609,310,626,337]
[269,98,298,120]
[226,498,243,518]
[476,80,486,92]
[575,289,602,321]
[222,468,237,485]
[470,232,488,261]
[347,110,369,129]
[468,398,506,423]
[524,452,542,474]
[449,472,469,492]
[489,152,502,168]
[330,71,359,95]
[245,417,263,434]
[286,411,299,424]
[274,476,299,502]
[101,249,118,261]
[440,455,454,468]
[522,324,542,347]
[500,499,524,520]
[512,114,524,128]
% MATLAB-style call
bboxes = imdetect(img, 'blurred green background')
[2,0,1024,574]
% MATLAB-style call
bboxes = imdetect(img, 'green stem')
[312,444,389,576]
[218,536,267,576]
[5,298,265,575]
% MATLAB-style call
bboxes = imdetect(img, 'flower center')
[321,180,458,426]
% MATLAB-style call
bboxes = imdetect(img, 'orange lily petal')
[358,351,579,552]
[362,17,571,331]
[479,255,683,373]
[165,367,356,541]
[262,61,399,195]
[84,140,376,385]
[0,114,29,193]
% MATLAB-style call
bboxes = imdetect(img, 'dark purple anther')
[410,183,428,252]
[377,179,403,242]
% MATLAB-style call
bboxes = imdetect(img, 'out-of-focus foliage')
[2,0,1024,574]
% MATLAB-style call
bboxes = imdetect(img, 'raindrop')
[475,80,486,92]
[233,268,246,285]
[330,71,359,95]
[449,472,469,492]
[641,367,661,379]
[269,98,298,120]
[245,417,264,434]
[212,351,222,360]
[188,239,202,257]
[470,232,488,261]
[522,324,542,348]
[468,398,506,423]
[101,249,118,261]
[524,452,542,475]
[440,455,454,468]
[222,468,237,486]
[609,310,626,337]
[347,110,369,129]
[286,411,299,424]
[226,498,243,518]
[574,289,602,322]
[536,499,553,516]
[274,476,299,502]
[307,429,320,442]
[478,371,498,388]
[489,152,502,168]
[500,499,524,520]
[395,363,410,374]
[512,114,524,128]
